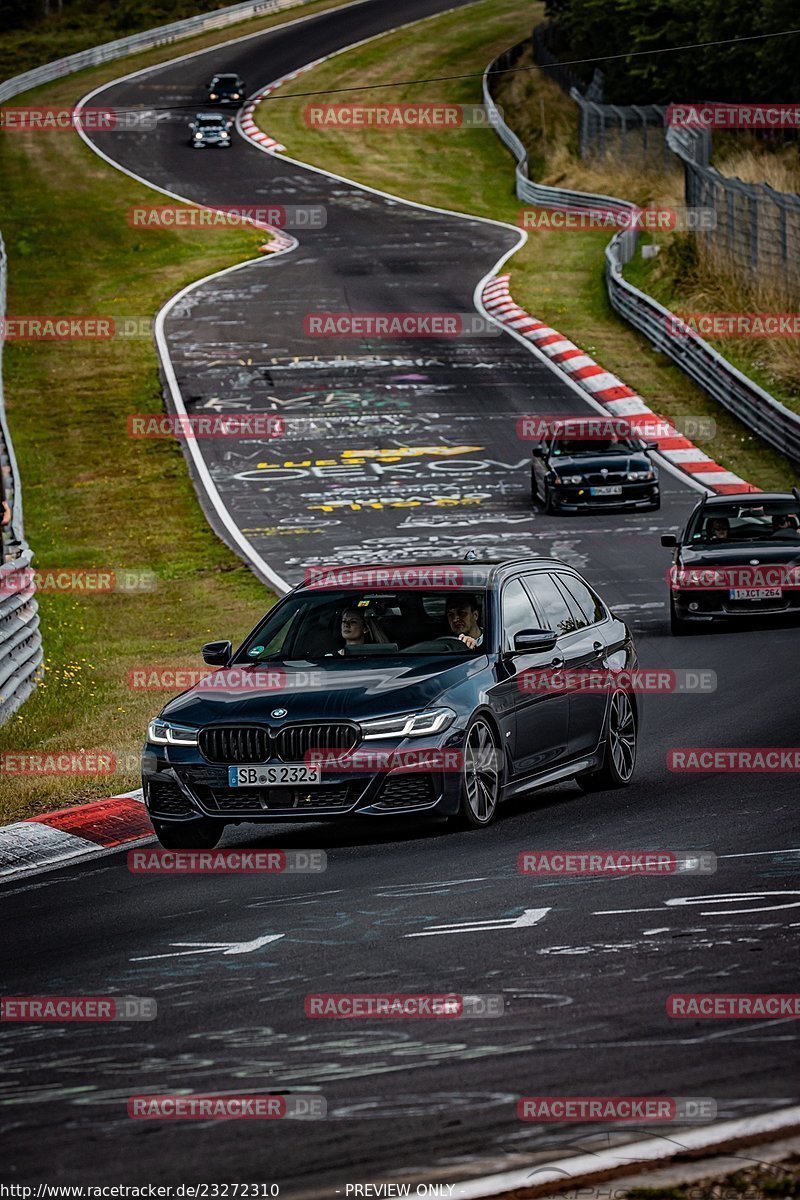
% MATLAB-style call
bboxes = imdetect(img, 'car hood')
[159,656,486,726]
[679,543,800,566]
[551,453,652,473]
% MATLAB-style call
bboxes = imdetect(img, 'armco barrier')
[0,0,313,104]
[0,236,42,725]
[484,44,800,470]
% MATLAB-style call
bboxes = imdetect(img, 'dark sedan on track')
[206,73,245,104]
[142,558,639,847]
[188,112,233,147]
[531,427,660,513]
[662,491,800,634]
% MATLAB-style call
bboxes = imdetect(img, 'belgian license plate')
[590,485,623,496]
[729,587,782,600]
[228,764,321,787]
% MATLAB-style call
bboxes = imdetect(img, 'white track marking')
[405,907,550,937]
[131,932,284,960]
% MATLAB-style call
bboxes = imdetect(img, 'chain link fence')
[668,127,800,296]
[533,23,670,167]
[483,48,800,472]
[532,23,800,300]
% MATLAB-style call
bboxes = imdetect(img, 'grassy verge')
[257,3,798,490]
[0,0,353,823]
[622,234,800,418]
[498,48,800,417]
[626,1153,800,1200]
[0,0,346,79]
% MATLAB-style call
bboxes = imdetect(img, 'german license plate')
[590,485,623,496]
[729,587,782,600]
[228,764,321,787]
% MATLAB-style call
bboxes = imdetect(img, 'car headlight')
[360,708,456,740]
[147,719,198,746]
[560,475,583,485]
[194,132,203,139]
[231,93,240,99]
[628,470,655,482]
[220,131,229,138]
[209,93,218,99]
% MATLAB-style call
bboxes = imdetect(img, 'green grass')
[0,0,353,823]
[0,0,347,79]
[623,234,800,419]
[257,0,798,491]
[625,1154,800,1200]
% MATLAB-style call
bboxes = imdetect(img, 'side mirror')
[512,628,558,653]
[643,441,659,451]
[531,445,545,458]
[660,534,678,548]
[202,640,232,666]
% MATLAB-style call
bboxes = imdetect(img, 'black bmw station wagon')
[141,558,639,847]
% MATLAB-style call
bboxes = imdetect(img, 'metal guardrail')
[532,25,800,293]
[0,0,312,104]
[0,236,42,725]
[483,45,800,471]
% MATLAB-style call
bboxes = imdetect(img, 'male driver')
[444,593,483,649]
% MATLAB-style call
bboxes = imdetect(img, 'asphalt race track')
[2,0,799,1192]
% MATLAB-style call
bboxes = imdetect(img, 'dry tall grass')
[715,144,800,194]
[493,46,800,399]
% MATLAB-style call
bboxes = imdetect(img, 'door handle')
[550,655,565,668]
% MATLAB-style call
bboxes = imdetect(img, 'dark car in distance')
[207,73,245,104]
[531,426,660,513]
[662,491,800,634]
[142,558,640,847]
[188,112,233,147]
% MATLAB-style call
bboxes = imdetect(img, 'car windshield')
[688,502,800,545]
[235,589,490,661]
[196,116,226,127]
[551,437,639,457]
[213,76,239,84]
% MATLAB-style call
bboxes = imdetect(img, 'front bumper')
[672,588,800,621]
[550,483,659,511]
[142,733,467,823]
